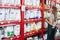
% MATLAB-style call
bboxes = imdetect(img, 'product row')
[25,32,47,40]
[0,8,20,21]
[25,0,40,7]
[24,22,42,33]
[25,35,42,40]
[0,0,20,5]
[24,10,42,19]
[0,25,20,39]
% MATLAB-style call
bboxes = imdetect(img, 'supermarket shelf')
[24,18,42,23]
[24,29,42,38]
[0,4,20,9]
[25,6,42,10]
[56,2,60,4]
[0,20,20,26]
[2,35,20,40]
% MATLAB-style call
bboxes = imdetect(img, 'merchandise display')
[0,0,20,5]
[26,35,42,40]
[0,8,20,21]
[25,0,40,7]
[24,22,42,33]
[25,10,42,19]
[0,25,20,38]
[0,0,60,40]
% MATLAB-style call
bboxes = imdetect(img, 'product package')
[5,9,10,21]
[0,8,5,21]
[9,9,15,20]
[15,9,21,21]
[4,26,14,37]
[14,25,20,36]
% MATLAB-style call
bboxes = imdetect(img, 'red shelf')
[0,20,20,26]
[24,18,42,23]
[25,6,42,10]
[24,29,42,38]
[0,4,20,9]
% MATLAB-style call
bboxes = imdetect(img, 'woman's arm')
[45,17,52,25]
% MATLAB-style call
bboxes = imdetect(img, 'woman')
[45,6,57,40]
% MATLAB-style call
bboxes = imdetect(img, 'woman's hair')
[52,6,57,21]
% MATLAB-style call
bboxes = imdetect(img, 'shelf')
[0,4,20,9]
[2,35,20,40]
[24,29,42,38]
[56,2,60,4]
[24,18,42,23]
[25,6,42,10]
[0,20,20,26]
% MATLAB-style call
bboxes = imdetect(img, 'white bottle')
[25,0,32,6]
[38,11,42,18]
[5,9,10,21]
[36,0,40,7]
[24,24,27,33]
[30,10,34,18]
[0,8,5,21]
[14,0,20,6]
[15,9,21,21]
[14,25,20,36]
[25,10,30,19]
[9,9,15,20]
[9,0,14,5]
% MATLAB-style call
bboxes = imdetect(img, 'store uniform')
[47,13,57,40]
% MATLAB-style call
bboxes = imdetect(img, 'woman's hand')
[45,19,48,22]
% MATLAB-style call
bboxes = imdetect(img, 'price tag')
[21,5,25,11]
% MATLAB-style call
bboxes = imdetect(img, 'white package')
[25,10,30,19]
[37,11,42,18]
[9,9,15,20]
[25,0,32,6]
[14,0,20,5]
[34,10,38,18]
[36,22,42,30]
[33,36,38,40]
[36,0,40,7]
[9,0,14,5]
[32,0,36,6]
[15,9,21,21]
[26,23,31,32]
[0,9,5,21]
[5,9,10,20]
[14,25,20,36]
[27,37,33,40]
[24,24,27,33]
[2,0,10,4]
[4,26,14,37]
[30,10,34,18]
